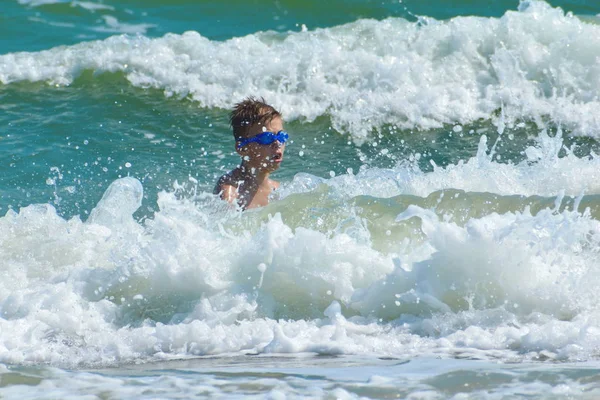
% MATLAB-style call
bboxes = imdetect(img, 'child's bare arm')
[214,173,240,205]
[219,184,238,204]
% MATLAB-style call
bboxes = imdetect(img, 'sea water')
[2,0,600,398]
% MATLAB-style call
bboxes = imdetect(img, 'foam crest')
[1,175,600,366]
[3,1,600,140]
[280,130,600,201]
[352,204,600,317]
[18,0,113,9]
[88,177,143,228]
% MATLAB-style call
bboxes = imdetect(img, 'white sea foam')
[18,0,67,5]
[0,156,599,367]
[18,0,114,10]
[91,15,156,35]
[3,1,600,141]
[72,1,115,12]
[280,130,600,200]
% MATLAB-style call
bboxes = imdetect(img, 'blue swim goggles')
[237,130,289,149]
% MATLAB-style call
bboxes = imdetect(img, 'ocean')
[2,0,600,398]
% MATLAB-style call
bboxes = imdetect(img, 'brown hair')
[230,96,281,139]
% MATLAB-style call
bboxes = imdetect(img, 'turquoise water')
[2,0,600,398]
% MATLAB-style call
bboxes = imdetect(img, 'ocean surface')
[2,0,600,398]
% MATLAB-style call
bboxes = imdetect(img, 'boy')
[214,97,288,210]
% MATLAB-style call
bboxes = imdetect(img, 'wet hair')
[230,96,281,139]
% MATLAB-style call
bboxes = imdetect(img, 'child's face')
[238,117,286,172]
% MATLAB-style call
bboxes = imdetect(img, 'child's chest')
[240,182,275,209]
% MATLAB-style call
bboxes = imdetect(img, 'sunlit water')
[2,0,600,398]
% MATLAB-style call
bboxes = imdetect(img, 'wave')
[3,1,600,141]
[277,130,600,201]
[1,160,600,366]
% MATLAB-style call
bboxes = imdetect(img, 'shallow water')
[3,356,600,399]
